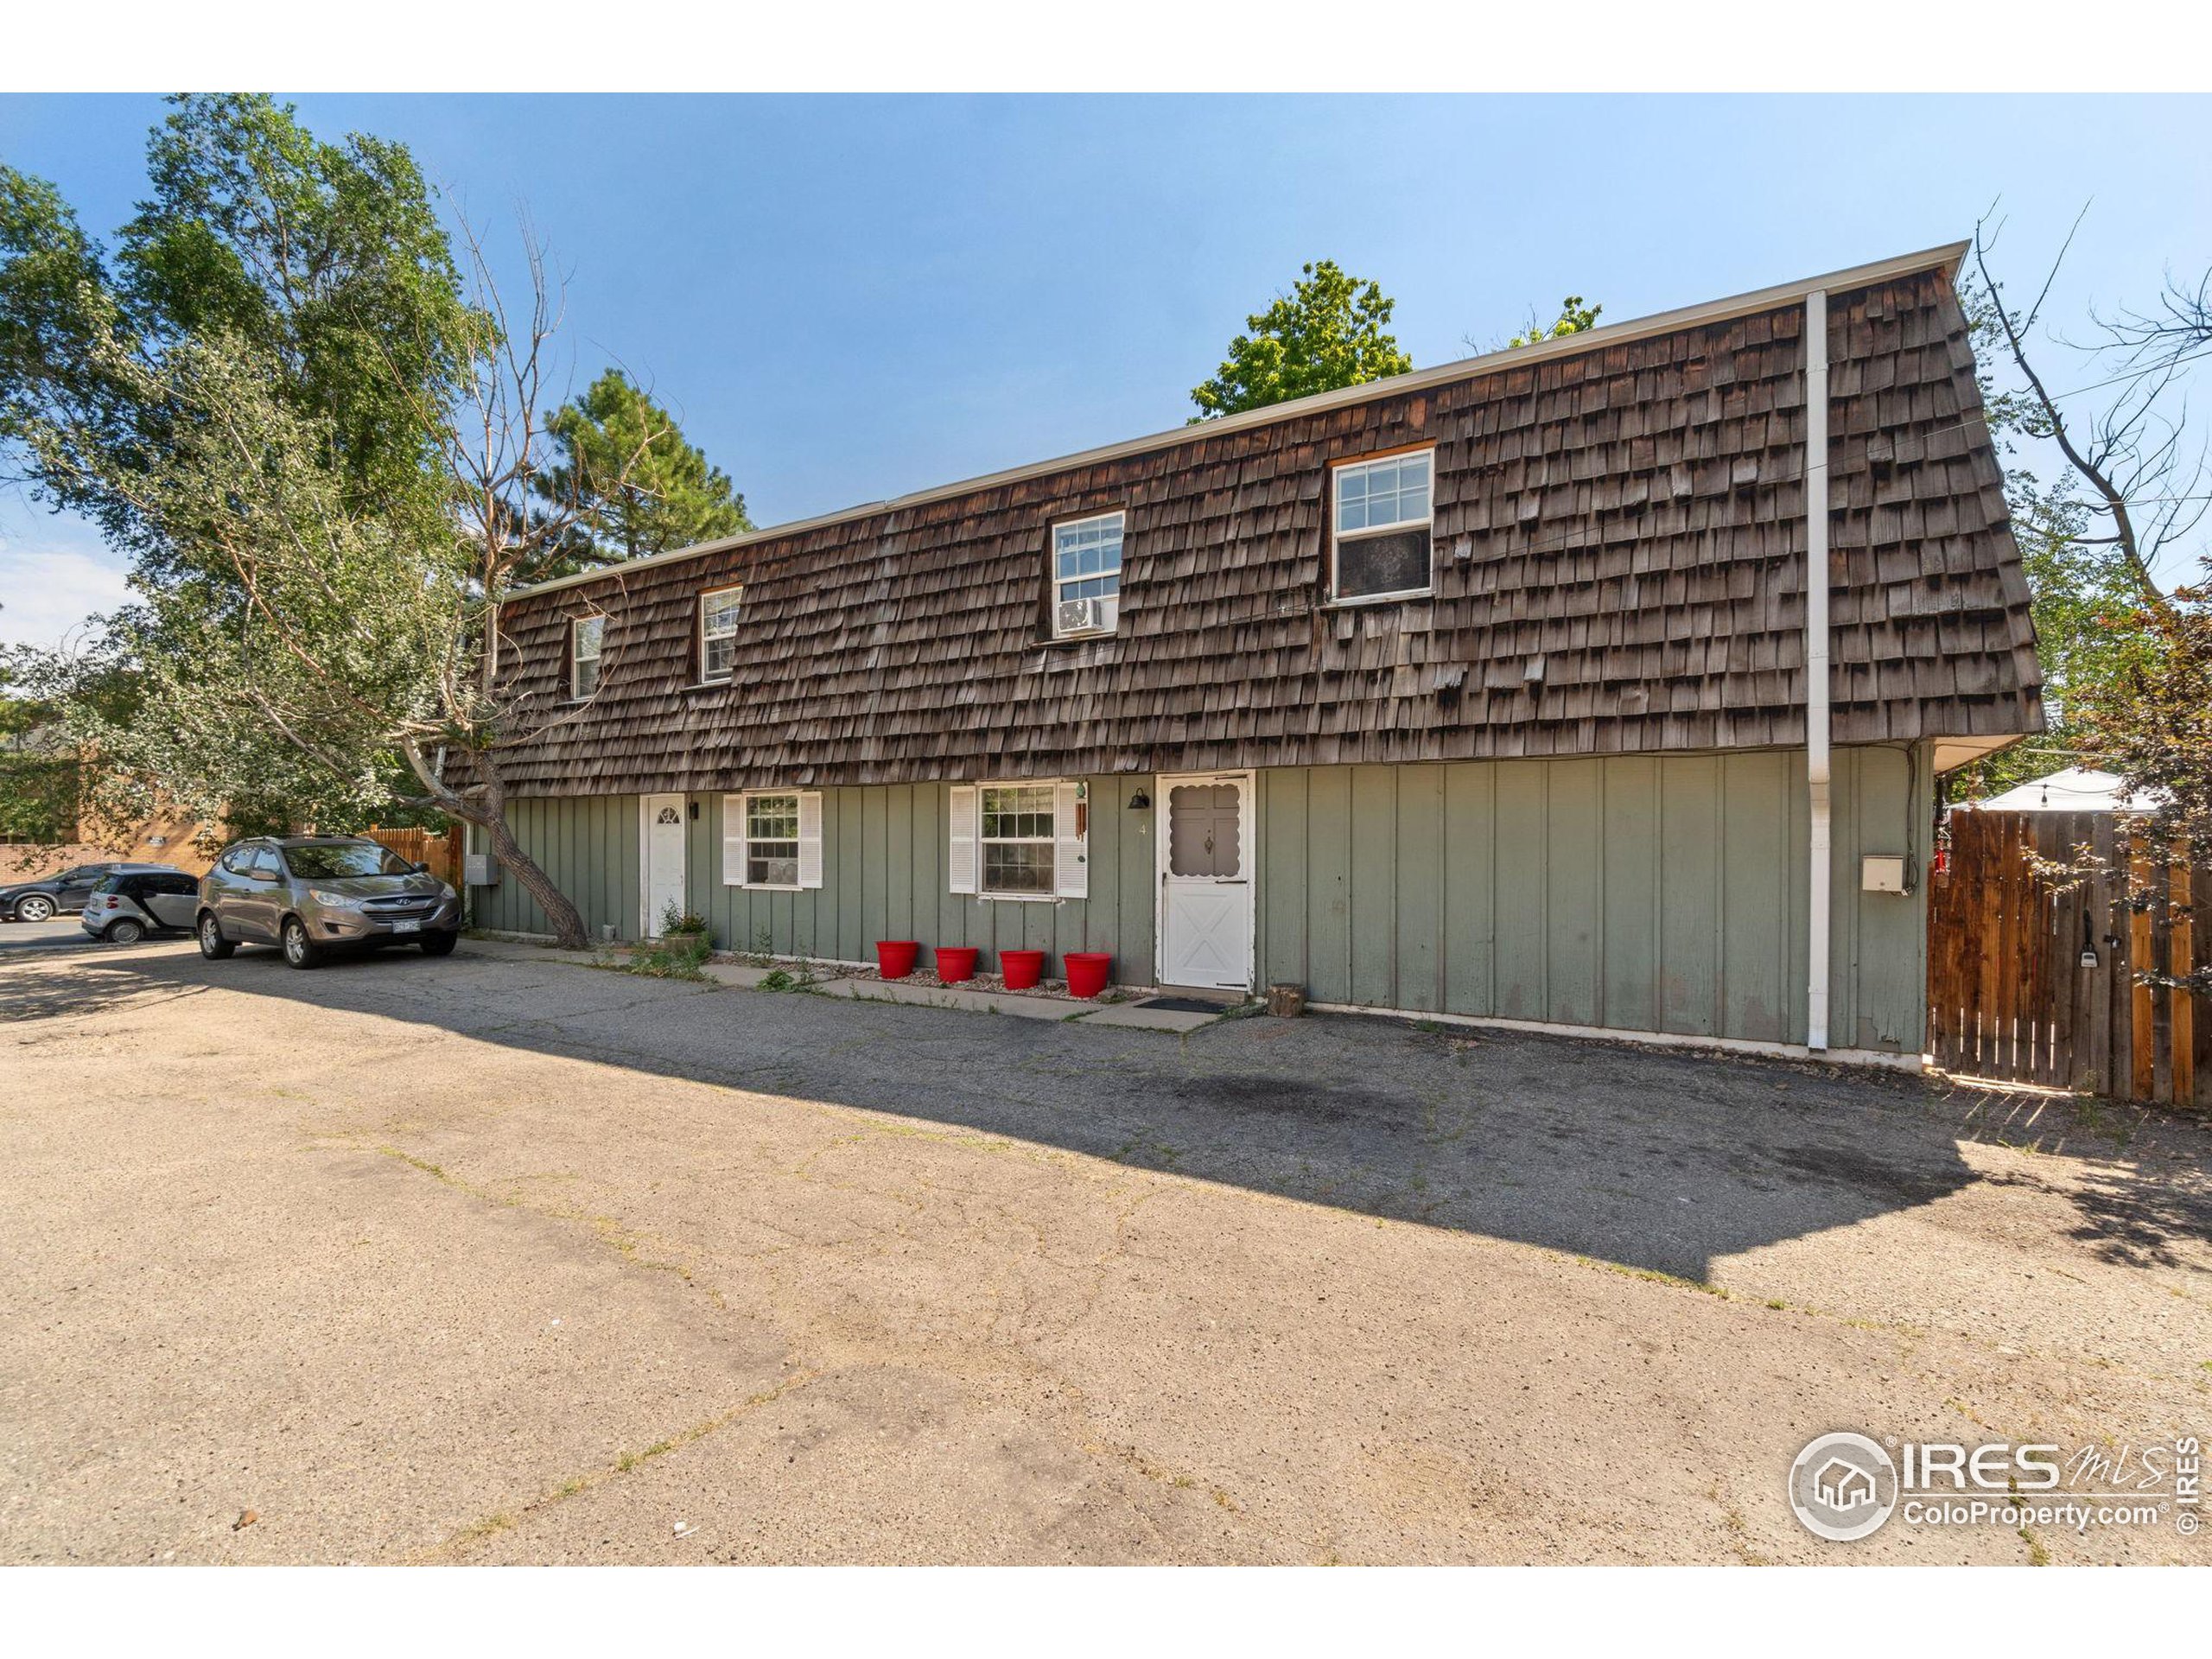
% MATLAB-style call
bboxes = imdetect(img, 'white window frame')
[950,780,1089,902]
[1329,447,1436,605]
[698,585,743,684]
[1049,510,1125,639]
[570,613,605,699]
[977,781,1058,899]
[721,789,822,891]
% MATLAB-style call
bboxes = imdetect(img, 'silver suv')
[197,836,461,969]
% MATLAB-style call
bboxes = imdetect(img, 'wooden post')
[2130,835,2156,1103]
[2171,849,2193,1107]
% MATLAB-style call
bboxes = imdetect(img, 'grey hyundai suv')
[197,836,461,969]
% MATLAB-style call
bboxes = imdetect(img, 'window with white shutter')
[796,791,823,889]
[1054,780,1087,899]
[721,793,746,886]
[948,785,979,895]
[728,791,820,889]
[978,784,1056,895]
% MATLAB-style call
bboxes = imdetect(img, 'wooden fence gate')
[363,823,465,887]
[1928,809,2206,1106]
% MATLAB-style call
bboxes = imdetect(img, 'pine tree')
[539,370,752,569]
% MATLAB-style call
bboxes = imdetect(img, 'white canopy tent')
[1966,766,2163,813]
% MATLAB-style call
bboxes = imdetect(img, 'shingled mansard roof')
[487,241,2044,795]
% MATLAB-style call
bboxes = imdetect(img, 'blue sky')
[3,93,2209,647]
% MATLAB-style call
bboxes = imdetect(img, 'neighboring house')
[471,242,2042,1065]
[1967,766,2160,814]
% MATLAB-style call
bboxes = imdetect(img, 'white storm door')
[642,793,687,934]
[1157,773,1254,990]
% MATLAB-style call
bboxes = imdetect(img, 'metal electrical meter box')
[1861,855,1908,894]
[464,850,500,887]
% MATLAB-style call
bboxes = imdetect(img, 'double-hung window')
[980,784,1057,894]
[570,614,605,698]
[948,781,1088,900]
[699,587,742,683]
[721,790,823,890]
[741,792,799,887]
[1050,511,1123,637]
[1331,448,1434,602]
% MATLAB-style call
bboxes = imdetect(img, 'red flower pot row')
[874,941,1112,997]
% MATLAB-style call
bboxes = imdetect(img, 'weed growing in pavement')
[624,934,713,981]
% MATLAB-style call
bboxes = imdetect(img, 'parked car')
[80,868,202,944]
[196,836,461,969]
[2,861,179,923]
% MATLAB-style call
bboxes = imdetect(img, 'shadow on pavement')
[11,940,2208,1284]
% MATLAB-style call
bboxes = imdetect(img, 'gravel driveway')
[3,936,2208,1564]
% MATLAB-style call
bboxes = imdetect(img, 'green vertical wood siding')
[472,746,1929,1054]
[1250,747,1929,1054]
[473,778,1159,984]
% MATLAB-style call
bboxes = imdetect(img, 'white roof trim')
[510,240,1970,602]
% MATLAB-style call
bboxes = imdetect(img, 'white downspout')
[1805,289,1832,1052]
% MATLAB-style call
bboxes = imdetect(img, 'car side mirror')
[412,861,430,874]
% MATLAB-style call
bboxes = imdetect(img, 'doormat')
[1136,996,1235,1014]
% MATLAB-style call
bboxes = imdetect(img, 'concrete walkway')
[461,933,1226,1031]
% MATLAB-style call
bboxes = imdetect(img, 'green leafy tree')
[2073,566,2212,991]
[1950,265,2167,799]
[0,94,484,841]
[13,284,616,945]
[537,369,751,571]
[0,659,78,847]
[1,94,478,582]
[1508,296,1603,348]
[1190,260,1412,421]
[0,99,657,946]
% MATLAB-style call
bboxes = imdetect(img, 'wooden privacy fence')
[363,824,464,886]
[1928,809,2206,1106]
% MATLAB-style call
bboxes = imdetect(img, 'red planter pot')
[876,939,920,979]
[1064,951,1113,999]
[935,945,979,984]
[1000,949,1046,990]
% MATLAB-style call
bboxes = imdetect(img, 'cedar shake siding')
[485,253,2040,797]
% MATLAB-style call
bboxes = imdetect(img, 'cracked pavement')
[3,936,2209,1563]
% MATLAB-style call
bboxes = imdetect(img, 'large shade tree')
[1190,259,1412,420]
[1968,216,2211,988]
[13,245,645,949]
[1,94,477,575]
[0,96,718,947]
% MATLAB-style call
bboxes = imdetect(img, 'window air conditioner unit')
[1057,596,1109,636]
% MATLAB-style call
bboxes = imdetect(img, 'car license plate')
[392,918,421,934]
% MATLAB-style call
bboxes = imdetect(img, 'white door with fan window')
[641,793,686,935]
[1156,772,1254,991]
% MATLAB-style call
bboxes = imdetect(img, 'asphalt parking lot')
[0,914,125,955]
[3,935,2208,1564]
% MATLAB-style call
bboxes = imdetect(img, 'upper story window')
[699,586,743,683]
[570,614,605,699]
[1332,448,1434,602]
[1051,511,1123,638]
